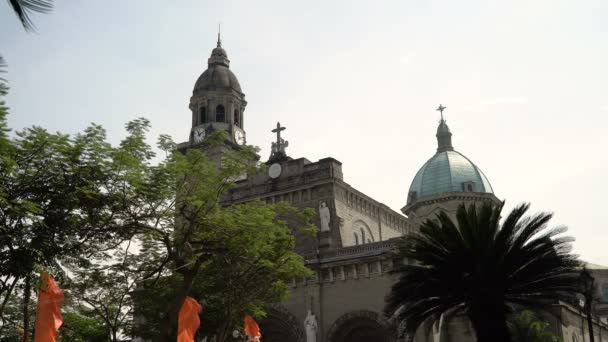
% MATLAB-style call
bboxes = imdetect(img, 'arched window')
[215,105,225,122]
[234,109,240,127]
[354,233,359,246]
[200,106,207,124]
[361,228,366,245]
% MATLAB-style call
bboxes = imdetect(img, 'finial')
[217,23,222,47]
[436,104,446,121]
[435,104,453,152]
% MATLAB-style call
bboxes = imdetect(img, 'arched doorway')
[327,310,394,342]
[259,307,304,342]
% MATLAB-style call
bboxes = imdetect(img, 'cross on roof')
[436,104,447,121]
[272,122,286,144]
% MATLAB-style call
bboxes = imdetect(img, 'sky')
[1,0,607,265]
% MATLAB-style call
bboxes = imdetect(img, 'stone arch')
[259,305,305,342]
[352,220,375,244]
[327,310,395,342]
[200,106,207,124]
[234,108,240,127]
[215,104,225,122]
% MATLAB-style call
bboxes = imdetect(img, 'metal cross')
[272,122,286,144]
[436,104,446,121]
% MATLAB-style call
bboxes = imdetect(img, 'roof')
[193,41,242,94]
[407,118,494,204]
[193,65,242,94]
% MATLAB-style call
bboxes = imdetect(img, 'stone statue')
[304,310,318,342]
[319,202,331,232]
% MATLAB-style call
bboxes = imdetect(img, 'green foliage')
[68,240,143,341]
[0,284,36,340]
[508,310,562,342]
[0,87,160,337]
[385,202,580,342]
[59,311,108,342]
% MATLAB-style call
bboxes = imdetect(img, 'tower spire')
[435,104,453,152]
[217,23,222,47]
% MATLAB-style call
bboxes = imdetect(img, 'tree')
[69,239,145,341]
[59,310,108,342]
[508,310,562,342]
[132,201,314,342]
[385,202,581,342]
[122,132,314,341]
[0,84,156,340]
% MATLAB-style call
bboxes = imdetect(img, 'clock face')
[192,126,206,143]
[268,163,282,179]
[234,128,246,145]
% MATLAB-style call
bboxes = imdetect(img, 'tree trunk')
[156,271,196,342]
[22,274,32,342]
[217,320,230,342]
[0,278,17,323]
[468,300,511,342]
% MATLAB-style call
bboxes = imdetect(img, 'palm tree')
[2,0,53,75]
[0,56,6,81]
[7,0,53,31]
[385,202,581,342]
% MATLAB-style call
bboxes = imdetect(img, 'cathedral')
[177,37,608,342]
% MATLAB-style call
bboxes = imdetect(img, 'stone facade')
[160,39,608,342]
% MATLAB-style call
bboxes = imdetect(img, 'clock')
[233,127,246,145]
[268,163,282,179]
[192,126,206,143]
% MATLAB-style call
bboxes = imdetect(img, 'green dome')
[407,118,494,204]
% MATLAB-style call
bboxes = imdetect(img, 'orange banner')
[177,296,202,342]
[34,272,64,342]
[244,314,261,341]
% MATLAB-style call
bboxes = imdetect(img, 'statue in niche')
[319,201,331,232]
[304,310,318,342]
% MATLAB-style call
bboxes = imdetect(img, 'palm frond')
[0,55,6,82]
[8,0,53,31]
[385,201,580,341]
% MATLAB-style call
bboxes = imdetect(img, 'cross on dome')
[436,104,447,121]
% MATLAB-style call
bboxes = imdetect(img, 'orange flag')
[177,296,202,342]
[34,272,64,342]
[244,314,261,341]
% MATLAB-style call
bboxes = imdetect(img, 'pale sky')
[1,0,607,265]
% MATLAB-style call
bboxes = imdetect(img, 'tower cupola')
[188,33,247,146]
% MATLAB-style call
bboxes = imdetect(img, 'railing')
[304,239,396,262]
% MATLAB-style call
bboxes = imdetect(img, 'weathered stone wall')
[278,244,399,342]
[333,183,413,247]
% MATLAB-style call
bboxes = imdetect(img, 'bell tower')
[189,33,247,146]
